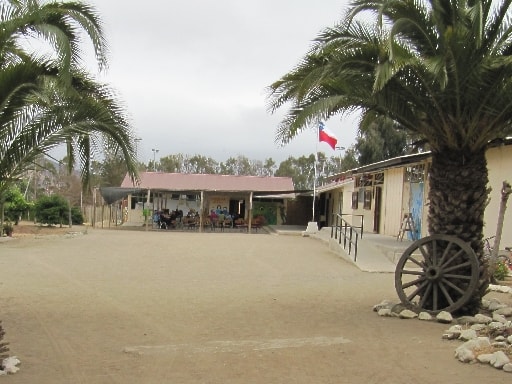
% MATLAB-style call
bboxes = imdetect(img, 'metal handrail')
[331,213,363,261]
[340,213,364,238]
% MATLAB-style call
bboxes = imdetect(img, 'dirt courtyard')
[0,226,508,383]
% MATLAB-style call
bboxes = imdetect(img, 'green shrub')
[71,207,84,225]
[494,260,510,281]
[34,195,69,226]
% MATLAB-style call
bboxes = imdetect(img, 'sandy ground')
[0,224,509,383]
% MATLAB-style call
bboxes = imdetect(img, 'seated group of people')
[154,208,199,229]
[154,206,263,231]
[207,206,238,230]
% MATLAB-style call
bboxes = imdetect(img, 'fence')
[82,204,124,228]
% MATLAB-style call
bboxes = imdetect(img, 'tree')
[219,155,253,176]
[0,0,138,223]
[159,154,185,173]
[94,151,131,188]
[262,158,277,177]
[355,116,409,166]
[267,0,512,315]
[338,147,359,172]
[275,155,316,190]
[185,154,218,174]
[2,185,30,224]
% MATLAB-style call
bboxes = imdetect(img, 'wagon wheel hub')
[425,266,441,281]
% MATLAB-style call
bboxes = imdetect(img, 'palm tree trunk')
[427,149,490,315]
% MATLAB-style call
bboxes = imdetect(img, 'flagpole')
[306,120,320,234]
[312,123,318,222]
[309,119,338,234]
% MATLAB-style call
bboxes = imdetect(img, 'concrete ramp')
[268,225,413,273]
[323,230,413,273]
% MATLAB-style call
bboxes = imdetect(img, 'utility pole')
[336,146,346,171]
[151,148,159,171]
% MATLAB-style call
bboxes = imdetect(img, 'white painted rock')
[1,357,20,374]
[436,311,453,323]
[490,350,510,369]
[459,329,477,341]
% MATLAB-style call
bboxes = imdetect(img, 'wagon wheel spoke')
[406,280,430,302]
[406,256,425,269]
[437,241,454,267]
[418,244,432,267]
[440,277,466,296]
[432,282,439,311]
[439,249,465,269]
[443,260,472,273]
[418,281,433,309]
[438,280,456,306]
[400,270,425,276]
[444,273,472,280]
[401,276,426,289]
[431,240,437,266]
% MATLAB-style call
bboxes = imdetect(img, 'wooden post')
[199,191,204,233]
[92,187,97,228]
[490,181,512,278]
[248,192,253,233]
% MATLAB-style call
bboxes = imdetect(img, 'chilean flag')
[318,121,338,150]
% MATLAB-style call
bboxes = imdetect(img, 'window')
[374,172,384,185]
[130,192,146,209]
[361,175,373,187]
[363,190,372,210]
[358,188,365,203]
[351,192,358,209]
[406,164,426,183]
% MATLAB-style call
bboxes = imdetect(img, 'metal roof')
[316,178,354,194]
[325,151,432,183]
[120,172,295,194]
[350,152,431,174]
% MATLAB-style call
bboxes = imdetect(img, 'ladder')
[397,213,415,241]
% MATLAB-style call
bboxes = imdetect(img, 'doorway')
[230,199,245,219]
[373,187,382,233]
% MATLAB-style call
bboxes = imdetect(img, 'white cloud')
[79,0,359,164]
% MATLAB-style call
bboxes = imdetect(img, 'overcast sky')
[83,0,359,164]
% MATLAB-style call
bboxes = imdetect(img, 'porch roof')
[120,172,295,194]
[316,178,354,194]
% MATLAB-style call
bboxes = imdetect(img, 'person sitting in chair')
[209,209,218,230]
[218,211,226,231]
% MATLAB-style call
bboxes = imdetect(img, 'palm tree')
[0,67,138,191]
[267,0,512,315]
[0,0,138,200]
[0,0,108,74]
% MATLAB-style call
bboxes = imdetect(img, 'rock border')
[374,284,512,373]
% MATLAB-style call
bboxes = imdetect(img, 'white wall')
[382,167,405,237]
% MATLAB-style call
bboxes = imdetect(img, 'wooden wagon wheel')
[395,234,480,314]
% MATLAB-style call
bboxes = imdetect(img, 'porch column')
[145,189,151,231]
[248,192,253,232]
[199,190,204,233]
